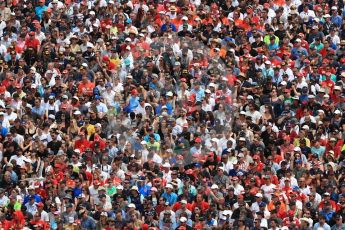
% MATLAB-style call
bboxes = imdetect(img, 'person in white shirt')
[245,104,261,124]
[231,177,244,195]
[178,17,193,32]
[9,149,28,167]
[171,120,182,136]
[3,105,17,125]
[25,197,38,216]
[37,202,49,222]
[175,109,187,126]
[299,5,316,21]
[0,112,10,129]
[251,193,265,213]
[85,11,101,28]
[47,0,64,9]
[0,189,9,207]
[133,99,147,116]
[102,84,116,106]
[162,162,172,184]
[261,176,276,201]
[88,182,101,202]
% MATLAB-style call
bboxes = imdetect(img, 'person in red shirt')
[100,14,113,31]
[10,211,26,230]
[25,31,40,51]
[187,193,210,214]
[79,164,93,185]
[102,55,116,70]
[74,132,91,153]
[318,192,339,212]
[252,155,264,173]
[321,72,335,95]
[282,210,301,228]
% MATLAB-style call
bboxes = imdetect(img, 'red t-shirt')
[74,139,91,153]
[25,38,40,51]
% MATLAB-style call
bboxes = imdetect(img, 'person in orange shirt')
[77,72,95,96]
[268,192,287,212]
[171,13,183,29]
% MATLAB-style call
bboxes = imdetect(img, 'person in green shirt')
[146,134,160,150]
[263,28,279,46]
[309,37,324,51]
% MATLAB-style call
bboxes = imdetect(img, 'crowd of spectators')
[0,0,345,229]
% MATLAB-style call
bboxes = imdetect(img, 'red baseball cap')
[37,202,44,207]
[131,89,138,95]
[195,137,202,143]
[102,55,110,62]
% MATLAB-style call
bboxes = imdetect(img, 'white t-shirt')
[4,111,17,123]
[246,110,261,124]
[9,155,28,167]
[41,210,49,222]
[261,184,277,201]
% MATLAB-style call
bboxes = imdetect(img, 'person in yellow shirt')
[293,129,311,147]
[84,117,95,139]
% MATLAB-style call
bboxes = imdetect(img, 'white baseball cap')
[211,184,219,189]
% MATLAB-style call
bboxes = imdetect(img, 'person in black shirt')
[89,110,101,125]
[178,25,193,38]
[47,130,62,155]
[2,133,19,164]
[251,34,266,57]
[275,22,288,44]
[10,119,25,136]
[276,161,288,179]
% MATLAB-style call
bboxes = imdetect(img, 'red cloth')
[25,38,40,50]
[74,139,91,153]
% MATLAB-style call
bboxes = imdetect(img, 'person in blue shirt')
[319,201,335,222]
[95,95,108,113]
[137,177,151,197]
[331,6,342,27]
[161,184,178,205]
[291,40,308,59]
[262,61,274,79]
[313,215,331,230]
[124,89,140,113]
[23,188,42,205]
[190,83,205,102]
[0,121,7,138]
[35,0,48,21]
[155,97,173,115]
[73,178,83,198]
[161,16,177,32]
[268,36,279,51]
[143,126,161,142]
[31,99,45,119]
[80,209,97,229]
